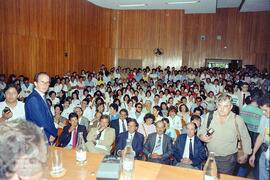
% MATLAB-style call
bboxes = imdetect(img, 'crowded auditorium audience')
[0,65,269,179]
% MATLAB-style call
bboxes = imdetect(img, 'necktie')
[154,135,162,152]
[189,138,193,159]
[96,129,104,140]
[122,120,126,132]
[243,93,246,105]
[72,128,77,148]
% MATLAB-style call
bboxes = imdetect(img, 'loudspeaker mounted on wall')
[200,35,206,40]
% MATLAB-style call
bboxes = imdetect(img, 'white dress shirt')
[0,101,25,121]
[183,136,195,158]
[152,134,164,155]
[66,127,77,149]
[119,119,128,134]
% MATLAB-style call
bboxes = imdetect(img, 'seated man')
[143,121,173,164]
[0,84,25,122]
[59,112,88,148]
[173,122,206,169]
[85,115,115,155]
[181,114,201,134]
[0,119,47,180]
[116,118,144,159]
[110,108,129,138]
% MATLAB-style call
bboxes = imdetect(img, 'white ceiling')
[88,0,270,13]
[240,0,270,12]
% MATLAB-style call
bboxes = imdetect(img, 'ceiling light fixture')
[119,4,146,8]
[167,1,200,5]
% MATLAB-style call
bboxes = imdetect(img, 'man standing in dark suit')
[110,109,129,138]
[115,118,144,159]
[59,112,87,148]
[173,122,206,169]
[25,72,57,143]
[143,121,173,164]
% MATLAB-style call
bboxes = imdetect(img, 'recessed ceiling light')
[167,1,200,5]
[119,4,146,8]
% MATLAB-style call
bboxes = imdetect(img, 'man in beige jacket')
[85,115,115,155]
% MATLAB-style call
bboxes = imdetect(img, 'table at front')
[45,147,249,180]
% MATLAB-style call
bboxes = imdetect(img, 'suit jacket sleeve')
[191,138,207,167]
[173,135,184,162]
[25,96,57,138]
[115,133,125,155]
[110,121,119,137]
[143,134,153,157]
[81,125,88,143]
[135,133,144,157]
[98,128,115,147]
[162,136,173,160]
[59,126,71,147]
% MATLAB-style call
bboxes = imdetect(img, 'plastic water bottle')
[76,132,87,165]
[203,152,218,180]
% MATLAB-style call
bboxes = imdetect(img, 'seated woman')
[162,117,177,143]
[178,104,190,126]
[53,104,66,129]
[152,105,163,122]
[138,113,156,142]
[59,112,88,149]
[88,111,102,132]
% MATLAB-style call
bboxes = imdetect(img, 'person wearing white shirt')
[62,99,73,119]
[143,121,173,164]
[204,78,212,93]
[174,122,206,169]
[80,98,93,121]
[129,103,145,124]
[110,109,128,137]
[167,106,182,132]
[0,84,25,123]
[210,79,221,95]
[20,78,34,98]
[49,91,60,106]
[53,79,62,95]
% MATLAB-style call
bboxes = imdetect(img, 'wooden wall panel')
[0,0,269,80]
[182,9,270,69]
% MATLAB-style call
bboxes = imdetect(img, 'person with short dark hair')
[130,103,145,124]
[249,93,270,180]
[0,119,47,180]
[110,108,129,137]
[167,106,182,133]
[237,93,264,178]
[138,113,156,141]
[116,118,144,159]
[109,103,119,121]
[53,104,66,129]
[74,106,89,130]
[236,82,250,112]
[59,112,87,148]
[0,84,25,122]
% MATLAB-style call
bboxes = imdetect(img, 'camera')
[206,128,215,136]
[3,107,11,113]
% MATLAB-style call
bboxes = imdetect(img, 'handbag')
[234,115,245,163]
